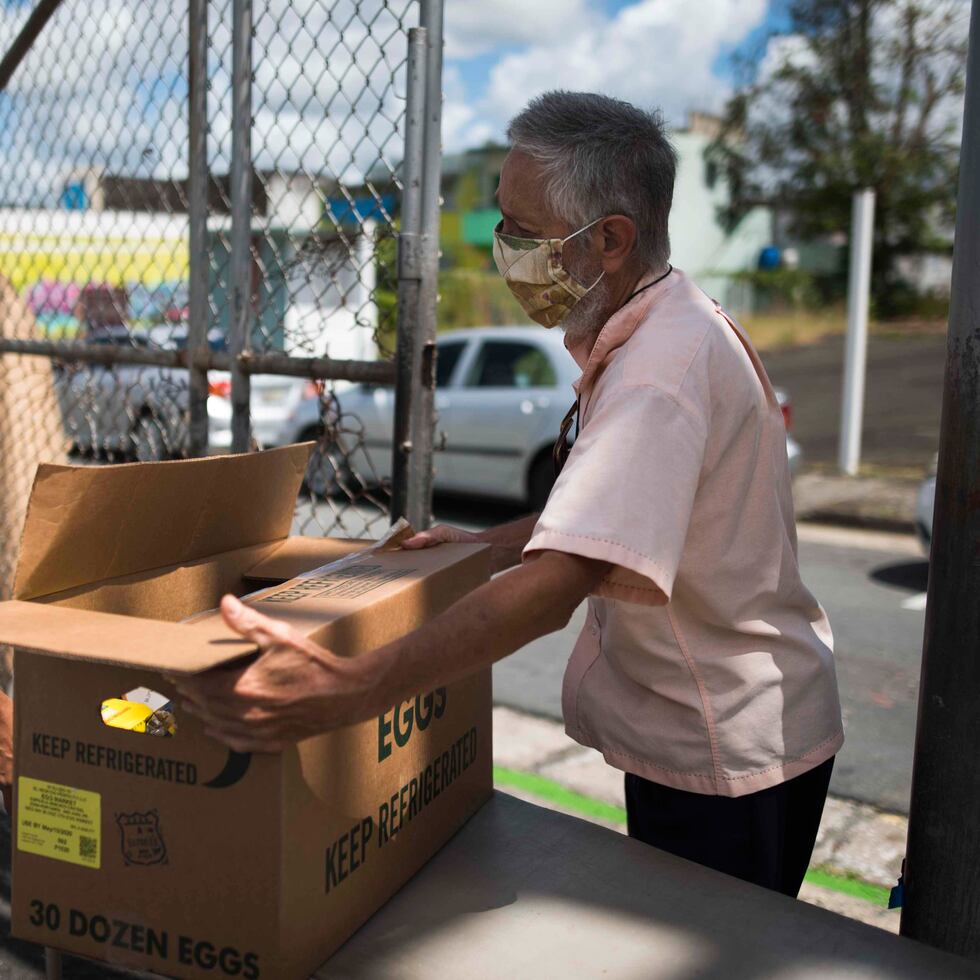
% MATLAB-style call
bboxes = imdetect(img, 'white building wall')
[667,130,773,312]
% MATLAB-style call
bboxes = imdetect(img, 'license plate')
[256,385,293,406]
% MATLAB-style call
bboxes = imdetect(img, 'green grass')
[493,765,893,907]
[493,765,628,825]
[802,867,891,906]
[739,310,847,352]
[737,309,946,353]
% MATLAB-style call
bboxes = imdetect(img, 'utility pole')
[838,188,875,476]
[901,0,980,956]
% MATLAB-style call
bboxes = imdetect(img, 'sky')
[0,0,798,202]
[440,0,792,151]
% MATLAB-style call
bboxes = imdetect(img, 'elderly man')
[152,92,841,897]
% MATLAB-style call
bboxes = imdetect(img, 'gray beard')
[561,275,612,351]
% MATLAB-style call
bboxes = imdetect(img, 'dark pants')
[625,757,834,897]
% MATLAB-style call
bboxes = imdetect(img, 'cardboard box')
[0,446,492,979]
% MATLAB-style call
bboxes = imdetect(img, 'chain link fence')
[0,0,443,683]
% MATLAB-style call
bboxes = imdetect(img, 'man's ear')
[594,215,636,275]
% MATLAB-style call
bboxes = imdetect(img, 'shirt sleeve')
[524,383,707,604]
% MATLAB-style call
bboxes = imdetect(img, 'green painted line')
[493,766,894,908]
[493,766,628,825]
[804,868,891,906]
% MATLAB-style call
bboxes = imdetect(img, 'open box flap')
[0,600,256,673]
[13,444,312,601]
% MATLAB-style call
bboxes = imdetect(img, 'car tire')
[129,411,169,463]
[528,453,556,512]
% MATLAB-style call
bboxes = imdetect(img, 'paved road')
[761,333,945,471]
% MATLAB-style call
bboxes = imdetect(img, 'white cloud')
[444,0,595,59]
[478,0,768,134]
[0,0,774,203]
[0,0,416,203]
[442,65,494,152]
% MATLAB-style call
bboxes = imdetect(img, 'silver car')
[56,328,189,461]
[58,328,316,460]
[294,326,803,507]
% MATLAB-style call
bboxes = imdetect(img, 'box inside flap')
[243,537,367,583]
[13,444,312,601]
[0,600,256,673]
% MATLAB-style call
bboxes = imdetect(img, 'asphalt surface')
[760,333,946,471]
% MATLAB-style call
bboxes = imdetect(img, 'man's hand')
[404,514,539,574]
[0,690,12,813]
[174,595,380,753]
[403,525,480,550]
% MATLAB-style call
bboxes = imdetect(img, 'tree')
[710,0,967,314]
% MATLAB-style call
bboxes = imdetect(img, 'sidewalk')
[793,471,921,534]
[492,705,905,934]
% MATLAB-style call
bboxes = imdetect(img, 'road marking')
[901,592,929,611]
[797,522,922,556]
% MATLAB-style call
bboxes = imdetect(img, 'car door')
[335,339,468,486]
[438,338,560,500]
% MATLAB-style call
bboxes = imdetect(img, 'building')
[354,113,774,312]
[1,168,377,360]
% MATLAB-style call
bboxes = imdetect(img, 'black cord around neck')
[624,264,673,305]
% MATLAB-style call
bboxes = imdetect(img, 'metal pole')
[358,217,378,360]
[390,27,428,522]
[403,0,444,530]
[0,336,396,383]
[229,0,253,454]
[187,0,210,458]
[901,0,980,956]
[838,188,875,476]
[0,0,66,92]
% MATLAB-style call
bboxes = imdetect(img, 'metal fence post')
[900,0,980,956]
[400,0,444,531]
[229,0,253,454]
[187,0,210,458]
[838,188,875,476]
[390,27,428,523]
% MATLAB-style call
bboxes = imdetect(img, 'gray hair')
[506,91,677,270]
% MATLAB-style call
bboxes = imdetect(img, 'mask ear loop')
[557,216,607,294]
[560,215,605,244]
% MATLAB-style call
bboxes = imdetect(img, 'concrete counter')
[322,791,980,979]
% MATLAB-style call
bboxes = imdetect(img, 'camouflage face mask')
[492,217,605,328]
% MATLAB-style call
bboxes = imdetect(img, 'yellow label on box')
[17,777,101,869]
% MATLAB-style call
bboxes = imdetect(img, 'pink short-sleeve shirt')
[524,269,843,797]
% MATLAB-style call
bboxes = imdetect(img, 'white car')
[291,326,804,508]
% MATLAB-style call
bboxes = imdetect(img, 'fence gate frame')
[0,0,444,532]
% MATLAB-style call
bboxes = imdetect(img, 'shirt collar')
[566,268,680,395]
